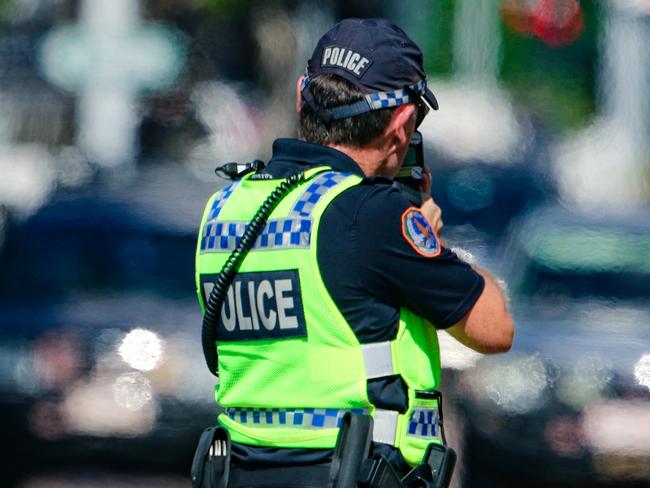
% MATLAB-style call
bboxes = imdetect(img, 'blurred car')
[0,166,223,486]
[428,155,550,242]
[420,85,555,244]
[449,205,650,487]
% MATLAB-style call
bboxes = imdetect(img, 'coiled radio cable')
[201,171,307,376]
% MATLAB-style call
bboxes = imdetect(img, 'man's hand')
[418,166,443,235]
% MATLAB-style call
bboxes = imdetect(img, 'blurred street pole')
[553,0,650,211]
[76,0,140,168]
[420,0,525,164]
[452,0,501,85]
[600,0,650,151]
[38,0,185,169]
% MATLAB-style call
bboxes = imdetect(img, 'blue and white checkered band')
[301,75,428,120]
[407,407,441,439]
[365,79,427,110]
[201,218,312,252]
[290,172,350,217]
[300,74,310,92]
[224,407,367,429]
[207,183,237,220]
[200,172,351,253]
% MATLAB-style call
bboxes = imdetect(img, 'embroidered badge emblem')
[401,207,441,258]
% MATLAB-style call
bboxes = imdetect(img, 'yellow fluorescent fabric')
[195,168,442,465]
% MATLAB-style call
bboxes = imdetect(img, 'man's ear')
[386,104,416,147]
[296,75,305,113]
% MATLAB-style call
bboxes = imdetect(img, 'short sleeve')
[352,185,484,329]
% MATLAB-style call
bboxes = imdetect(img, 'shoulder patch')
[401,207,441,258]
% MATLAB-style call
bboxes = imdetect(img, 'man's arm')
[445,266,514,354]
[330,180,513,349]
[419,179,514,354]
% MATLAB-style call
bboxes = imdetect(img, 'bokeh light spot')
[112,372,153,411]
[118,328,163,372]
[634,353,650,391]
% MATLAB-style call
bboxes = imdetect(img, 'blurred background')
[0,0,649,486]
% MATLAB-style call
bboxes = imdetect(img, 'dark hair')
[299,74,394,147]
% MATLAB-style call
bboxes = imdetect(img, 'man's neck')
[328,142,395,178]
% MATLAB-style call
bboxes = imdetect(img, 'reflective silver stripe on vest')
[361,341,394,379]
[373,409,399,445]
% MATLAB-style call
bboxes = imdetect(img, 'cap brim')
[423,87,439,111]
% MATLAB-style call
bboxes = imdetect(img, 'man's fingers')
[419,195,443,235]
[419,166,432,194]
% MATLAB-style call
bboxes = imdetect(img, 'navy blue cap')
[302,18,438,123]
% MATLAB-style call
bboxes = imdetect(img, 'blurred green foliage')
[500,0,599,129]
[0,1,15,24]
[398,0,455,77]
[406,0,599,131]
[203,0,243,16]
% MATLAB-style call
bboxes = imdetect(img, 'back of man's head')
[299,75,394,147]
[299,18,438,148]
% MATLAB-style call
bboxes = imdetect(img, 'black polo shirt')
[230,138,484,469]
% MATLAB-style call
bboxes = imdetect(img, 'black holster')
[328,413,374,488]
[191,426,231,488]
[332,413,457,488]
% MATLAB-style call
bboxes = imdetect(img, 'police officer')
[195,18,514,487]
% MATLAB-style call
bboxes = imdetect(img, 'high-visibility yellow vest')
[195,167,443,465]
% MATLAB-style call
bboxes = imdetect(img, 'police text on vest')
[201,270,307,342]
